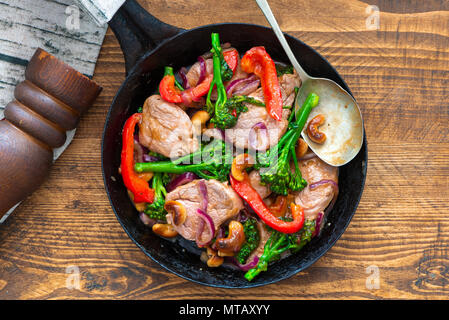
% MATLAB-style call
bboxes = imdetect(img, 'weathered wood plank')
[0,0,106,112]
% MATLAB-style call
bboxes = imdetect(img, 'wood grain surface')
[1,0,448,299]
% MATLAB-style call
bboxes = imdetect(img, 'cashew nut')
[119,168,153,183]
[164,200,187,226]
[215,221,246,254]
[207,255,224,267]
[307,114,326,144]
[296,138,309,159]
[191,110,210,125]
[127,189,147,212]
[217,250,235,257]
[138,172,154,182]
[191,110,210,134]
[231,153,254,181]
[152,223,178,238]
[205,247,224,267]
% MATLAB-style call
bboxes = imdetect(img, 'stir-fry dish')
[120,33,339,281]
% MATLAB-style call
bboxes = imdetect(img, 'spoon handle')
[255,0,310,82]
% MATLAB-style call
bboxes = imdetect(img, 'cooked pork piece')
[186,47,241,89]
[249,170,272,199]
[294,157,338,220]
[228,56,249,83]
[186,58,214,88]
[223,55,255,96]
[202,127,224,142]
[138,95,199,158]
[225,103,290,151]
[165,179,243,243]
[224,72,301,151]
[280,72,302,107]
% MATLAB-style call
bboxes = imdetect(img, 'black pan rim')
[101,22,368,288]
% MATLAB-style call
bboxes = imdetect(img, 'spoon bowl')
[296,77,363,166]
[256,0,364,166]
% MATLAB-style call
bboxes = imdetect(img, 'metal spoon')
[255,0,364,167]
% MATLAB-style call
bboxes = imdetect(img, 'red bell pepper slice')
[223,49,239,74]
[240,46,283,121]
[180,74,213,105]
[159,74,183,103]
[230,173,304,234]
[159,50,239,104]
[121,113,155,204]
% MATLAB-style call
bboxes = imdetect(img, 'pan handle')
[109,0,184,74]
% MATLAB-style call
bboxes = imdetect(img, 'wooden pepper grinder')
[0,48,102,218]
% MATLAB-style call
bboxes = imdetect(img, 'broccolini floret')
[256,93,320,195]
[235,218,261,264]
[144,172,170,222]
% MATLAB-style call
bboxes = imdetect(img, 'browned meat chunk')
[224,72,301,151]
[280,72,302,107]
[138,95,199,158]
[294,157,338,220]
[249,170,271,199]
[185,48,241,88]
[186,58,213,88]
[165,179,243,243]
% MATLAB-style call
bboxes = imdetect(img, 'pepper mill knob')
[0,48,102,217]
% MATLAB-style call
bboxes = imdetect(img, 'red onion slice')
[211,226,226,250]
[134,137,154,163]
[225,74,259,97]
[198,180,208,212]
[197,56,207,85]
[135,136,158,163]
[166,172,198,192]
[233,79,260,97]
[229,256,260,271]
[195,209,215,247]
[134,140,144,163]
[139,212,157,227]
[142,154,159,163]
[178,67,190,89]
[309,179,339,193]
[249,122,269,150]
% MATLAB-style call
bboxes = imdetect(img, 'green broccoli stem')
[292,92,320,139]
[244,220,316,281]
[207,33,227,114]
[134,140,231,181]
[277,92,320,165]
[135,161,210,174]
[169,138,224,165]
[244,233,289,281]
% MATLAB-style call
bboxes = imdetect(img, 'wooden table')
[1,0,448,299]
